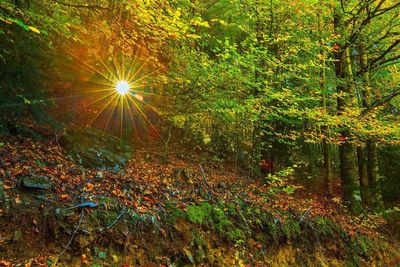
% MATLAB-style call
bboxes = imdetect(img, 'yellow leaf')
[84,183,94,192]
[28,26,40,34]
[112,255,118,262]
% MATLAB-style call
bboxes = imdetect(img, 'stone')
[59,127,133,170]
[19,175,52,190]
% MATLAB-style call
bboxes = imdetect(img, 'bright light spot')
[116,80,130,95]
[134,94,144,101]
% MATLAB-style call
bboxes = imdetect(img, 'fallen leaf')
[84,183,94,192]
[112,255,119,262]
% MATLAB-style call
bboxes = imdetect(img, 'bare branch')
[368,39,400,68]
[53,0,108,10]
[362,88,400,115]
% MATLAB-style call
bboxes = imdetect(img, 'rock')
[18,175,52,190]
[59,127,133,170]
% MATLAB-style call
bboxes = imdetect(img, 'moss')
[314,216,342,238]
[165,202,186,224]
[212,206,226,222]
[226,203,237,216]
[282,218,301,241]
[227,228,244,242]
[91,210,119,226]
[193,233,208,263]
[260,213,280,242]
[186,202,212,225]
[215,219,233,234]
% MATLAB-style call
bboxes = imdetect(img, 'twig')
[107,208,126,229]
[53,0,108,10]
[300,206,312,222]
[58,208,85,259]
[199,164,209,187]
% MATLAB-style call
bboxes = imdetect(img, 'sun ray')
[98,57,120,82]
[52,91,116,120]
[126,94,157,131]
[122,54,126,81]
[124,95,138,137]
[69,53,115,83]
[76,88,114,94]
[60,49,162,139]
[126,59,148,82]
[88,94,119,125]
[104,94,121,131]
[130,69,159,85]
[112,55,122,81]
[137,98,161,115]
[84,91,116,109]
[119,93,124,138]
[125,49,141,82]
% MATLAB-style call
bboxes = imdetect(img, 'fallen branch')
[199,164,209,187]
[300,206,312,222]
[107,208,127,229]
[58,208,85,259]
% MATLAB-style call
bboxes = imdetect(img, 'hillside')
[0,130,399,266]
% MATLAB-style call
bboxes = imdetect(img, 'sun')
[115,80,130,95]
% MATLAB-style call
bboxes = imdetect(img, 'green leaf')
[7,18,29,31]
[98,251,107,259]
[183,247,194,263]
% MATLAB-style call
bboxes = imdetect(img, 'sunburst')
[55,50,162,139]
[115,80,130,95]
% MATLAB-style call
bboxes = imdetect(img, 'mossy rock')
[22,175,52,190]
[60,127,133,170]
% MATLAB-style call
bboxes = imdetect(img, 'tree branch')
[368,39,400,68]
[361,88,400,116]
[53,0,108,10]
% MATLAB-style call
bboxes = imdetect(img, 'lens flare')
[116,80,130,95]
[55,51,162,139]
[134,94,144,101]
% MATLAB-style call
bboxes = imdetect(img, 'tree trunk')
[334,12,362,213]
[359,38,384,210]
[322,134,333,197]
[357,145,369,205]
[367,141,384,209]
[318,13,333,197]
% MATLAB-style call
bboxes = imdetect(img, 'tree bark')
[334,12,362,213]
[318,14,333,197]
[357,145,369,205]
[366,141,384,209]
[359,38,385,210]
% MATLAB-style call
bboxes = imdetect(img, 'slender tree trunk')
[318,13,333,197]
[366,141,384,209]
[357,145,369,205]
[359,39,385,210]
[322,135,333,196]
[334,12,362,213]
[250,3,265,178]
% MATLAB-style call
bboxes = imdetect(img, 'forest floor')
[0,127,399,266]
